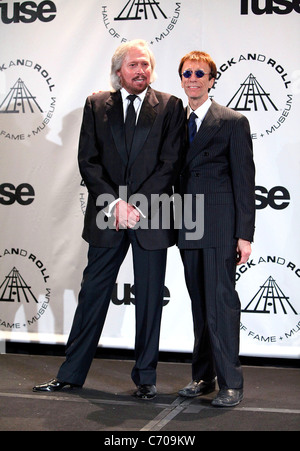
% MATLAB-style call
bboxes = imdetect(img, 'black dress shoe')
[32,378,80,392]
[134,384,157,400]
[178,378,216,398]
[211,388,243,407]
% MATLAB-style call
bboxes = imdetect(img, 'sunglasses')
[182,70,211,79]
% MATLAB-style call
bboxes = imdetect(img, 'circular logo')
[237,254,300,347]
[100,1,181,46]
[212,53,293,140]
[0,58,56,142]
[0,247,51,331]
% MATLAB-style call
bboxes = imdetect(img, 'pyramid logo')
[0,267,38,304]
[227,73,278,112]
[114,0,167,21]
[0,78,43,114]
[242,275,298,315]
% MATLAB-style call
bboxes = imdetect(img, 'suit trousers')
[180,245,244,390]
[57,230,167,387]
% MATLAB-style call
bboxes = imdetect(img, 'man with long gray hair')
[33,40,185,400]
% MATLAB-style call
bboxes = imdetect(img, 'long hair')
[110,39,157,91]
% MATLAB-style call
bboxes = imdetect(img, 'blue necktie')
[188,112,198,144]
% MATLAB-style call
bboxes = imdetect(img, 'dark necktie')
[188,111,198,144]
[125,94,137,154]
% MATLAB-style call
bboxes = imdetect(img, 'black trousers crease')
[57,230,167,387]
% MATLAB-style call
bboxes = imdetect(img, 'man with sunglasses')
[177,51,255,407]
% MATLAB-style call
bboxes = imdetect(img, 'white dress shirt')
[188,97,212,131]
[120,87,147,122]
[105,88,148,218]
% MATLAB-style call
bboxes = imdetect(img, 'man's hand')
[113,200,140,231]
[236,239,252,265]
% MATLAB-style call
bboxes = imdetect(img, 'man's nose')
[190,72,198,81]
[137,64,145,73]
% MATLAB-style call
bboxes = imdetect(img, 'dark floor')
[0,353,299,432]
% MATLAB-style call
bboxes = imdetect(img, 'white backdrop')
[0,0,299,358]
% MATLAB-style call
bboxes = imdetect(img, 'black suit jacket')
[178,100,255,249]
[78,87,185,250]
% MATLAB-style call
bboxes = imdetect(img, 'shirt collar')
[120,87,147,103]
[188,97,212,122]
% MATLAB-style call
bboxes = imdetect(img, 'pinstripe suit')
[178,100,255,389]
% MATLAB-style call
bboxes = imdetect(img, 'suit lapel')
[184,100,223,169]
[106,90,128,167]
[128,87,158,168]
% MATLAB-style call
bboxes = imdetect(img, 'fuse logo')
[0,1,57,24]
[0,183,35,205]
[241,0,300,14]
[111,284,170,307]
[255,186,290,210]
